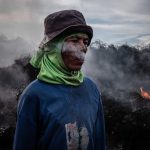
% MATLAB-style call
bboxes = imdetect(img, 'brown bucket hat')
[39,10,93,48]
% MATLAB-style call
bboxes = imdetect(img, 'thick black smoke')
[1,38,150,149]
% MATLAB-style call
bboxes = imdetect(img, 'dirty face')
[61,34,89,71]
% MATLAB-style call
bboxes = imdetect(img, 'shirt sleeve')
[13,92,39,150]
[94,94,106,150]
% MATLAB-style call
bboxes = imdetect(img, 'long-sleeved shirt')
[13,77,106,150]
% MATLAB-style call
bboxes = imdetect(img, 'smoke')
[82,41,150,149]
[0,35,35,141]
[0,35,34,130]
[62,42,86,61]
[82,41,150,113]
[0,34,34,67]
[0,58,30,125]
[84,42,150,90]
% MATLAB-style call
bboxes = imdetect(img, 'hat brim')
[40,24,93,48]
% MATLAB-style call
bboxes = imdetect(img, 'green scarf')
[30,35,84,86]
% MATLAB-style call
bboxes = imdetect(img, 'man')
[13,10,106,150]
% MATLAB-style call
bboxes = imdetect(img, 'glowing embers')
[140,87,150,100]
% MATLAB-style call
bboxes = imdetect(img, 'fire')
[140,87,150,100]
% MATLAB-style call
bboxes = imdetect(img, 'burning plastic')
[140,87,150,100]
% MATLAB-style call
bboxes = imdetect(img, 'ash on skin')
[62,42,86,62]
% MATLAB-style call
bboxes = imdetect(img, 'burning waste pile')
[85,41,150,150]
[0,56,38,150]
[1,40,150,149]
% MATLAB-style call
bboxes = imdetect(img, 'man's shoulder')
[22,79,65,96]
[21,79,46,96]
[83,77,100,92]
[83,77,101,104]
[84,77,97,87]
[25,79,41,91]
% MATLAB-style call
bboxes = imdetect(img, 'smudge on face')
[61,34,88,71]
[62,42,86,62]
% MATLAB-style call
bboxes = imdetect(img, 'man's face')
[61,34,89,71]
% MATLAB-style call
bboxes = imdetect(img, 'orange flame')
[140,87,150,100]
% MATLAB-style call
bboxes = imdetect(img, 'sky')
[0,0,150,46]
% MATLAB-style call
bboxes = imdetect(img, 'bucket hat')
[39,10,93,48]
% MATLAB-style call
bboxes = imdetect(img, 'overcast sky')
[0,0,150,45]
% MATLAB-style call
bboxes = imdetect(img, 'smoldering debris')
[0,56,37,149]
[103,93,150,150]
[84,42,150,149]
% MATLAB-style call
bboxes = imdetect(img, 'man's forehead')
[65,33,89,40]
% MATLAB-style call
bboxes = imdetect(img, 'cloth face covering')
[30,33,88,86]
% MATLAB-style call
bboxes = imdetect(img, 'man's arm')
[95,95,106,150]
[13,93,39,150]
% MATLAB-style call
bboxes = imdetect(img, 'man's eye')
[84,40,88,46]
[71,39,78,43]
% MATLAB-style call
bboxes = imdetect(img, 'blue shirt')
[13,77,106,150]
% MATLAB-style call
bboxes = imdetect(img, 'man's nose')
[79,40,87,52]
